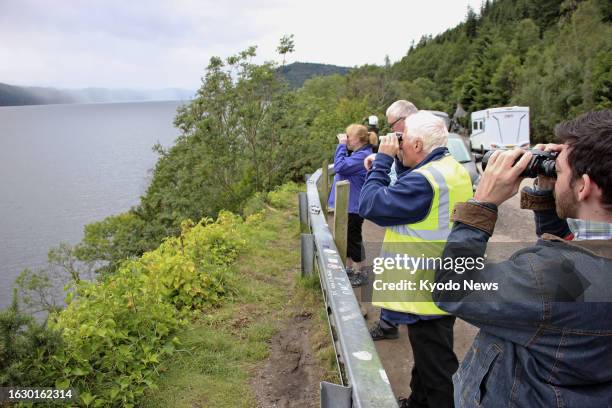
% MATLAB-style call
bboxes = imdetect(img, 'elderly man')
[359,111,473,408]
[434,110,612,407]
[356,100,418,290]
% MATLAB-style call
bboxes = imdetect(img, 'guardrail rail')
[299,164,398,408]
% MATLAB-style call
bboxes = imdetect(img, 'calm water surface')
[0,101,185,309]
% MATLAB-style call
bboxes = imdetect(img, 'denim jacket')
[433,190,612,407]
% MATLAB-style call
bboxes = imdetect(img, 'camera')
[481,149,557,178]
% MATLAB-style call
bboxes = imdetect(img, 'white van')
[469,106,530,153]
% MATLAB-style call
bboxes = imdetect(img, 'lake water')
[0,101,185,309]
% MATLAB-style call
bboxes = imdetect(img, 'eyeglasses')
[389,117,406,129]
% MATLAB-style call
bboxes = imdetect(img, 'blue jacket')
[433,191,612,407]
[328,144,372,214]
[359,147,450,324]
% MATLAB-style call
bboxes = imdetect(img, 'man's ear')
[413,138,423,153]
[576,174,591,202]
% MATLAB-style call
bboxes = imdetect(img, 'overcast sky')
[0,0,483,90]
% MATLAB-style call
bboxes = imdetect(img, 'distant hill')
[0,62,349,106]
[0,83,194,106]
[278,62,351,88]
[0,83,75,106]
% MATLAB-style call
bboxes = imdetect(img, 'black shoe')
[398,397,426,408]
[398,398,410,408]
[349,271,368,287]
[369,320,399,340]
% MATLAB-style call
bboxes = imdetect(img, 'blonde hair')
[405,111,448,153]
[346,124,378,146]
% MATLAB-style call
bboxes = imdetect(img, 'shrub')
[45,211,247,407]
[0,290,62,387]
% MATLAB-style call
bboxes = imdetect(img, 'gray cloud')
[0,0,483,89]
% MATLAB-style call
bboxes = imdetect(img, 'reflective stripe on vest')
[372,155,473,315]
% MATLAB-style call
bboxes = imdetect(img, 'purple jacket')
[328,144,372,214]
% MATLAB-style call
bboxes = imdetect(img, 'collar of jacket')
[411,147,450,171]
[541,233,612,260]
[351,144,371,153]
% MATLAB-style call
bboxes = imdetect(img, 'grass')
[140,183,338,408]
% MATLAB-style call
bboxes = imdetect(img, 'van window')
[480,120,484,130]
[473,121,478,131]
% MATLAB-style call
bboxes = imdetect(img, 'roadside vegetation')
[1,184,337,406]
[140,184,338,408]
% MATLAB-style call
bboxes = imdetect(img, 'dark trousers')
[347,213,365,262]
[407,316,458,408]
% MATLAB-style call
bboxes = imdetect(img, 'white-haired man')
[359,111,473,408]
[353,100,418,288]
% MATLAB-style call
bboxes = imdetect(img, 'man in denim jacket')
[433,110,612,407]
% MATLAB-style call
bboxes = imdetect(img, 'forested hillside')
[0,83,76,106]
[0,83,194,106]
[278,62,350,88]
[391,0,612,141]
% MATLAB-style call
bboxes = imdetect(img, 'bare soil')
[251,295,322,408]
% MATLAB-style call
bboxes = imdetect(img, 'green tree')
[510,19,540,58]
[589,51,612,109]
[490,54,521,105]
[465,6,480,38]
[277,34,295,66]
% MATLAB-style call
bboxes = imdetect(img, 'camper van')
[469,106,530,153]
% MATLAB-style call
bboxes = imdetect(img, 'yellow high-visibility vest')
[372,154,473,315]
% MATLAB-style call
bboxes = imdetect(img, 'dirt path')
[251,306,321,408]
[249,239,336,408]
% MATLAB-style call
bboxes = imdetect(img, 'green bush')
[266,182,301,209]
[140,214,245,310]
[44,211,247,407]
[0,290,62,387]
[49,263,181,406]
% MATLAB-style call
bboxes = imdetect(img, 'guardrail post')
[300,233,315,277]
[333,180,349,265]
[298,192,309,233]
[321,382,352,408]
[320,159,329,214]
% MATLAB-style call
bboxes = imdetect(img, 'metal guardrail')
[301,166,398,408]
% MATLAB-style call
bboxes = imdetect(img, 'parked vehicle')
[447,134,479,191]
[469,106,530,153]
[420,110,478,189]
